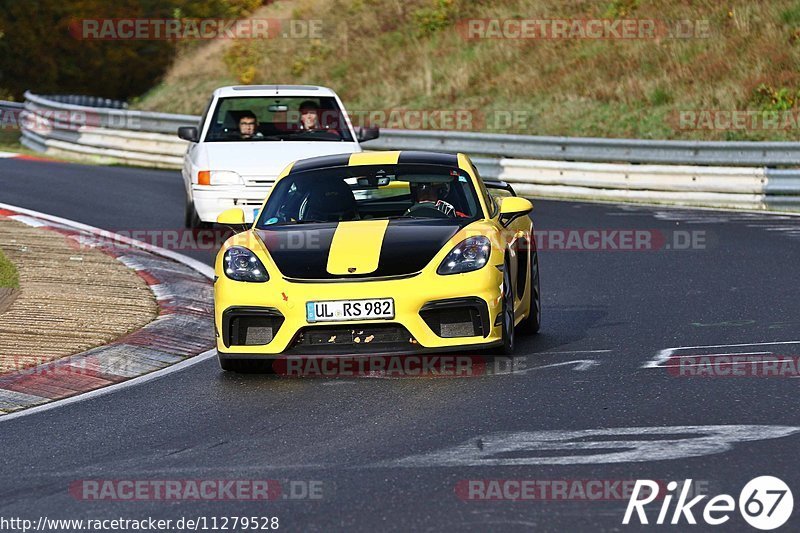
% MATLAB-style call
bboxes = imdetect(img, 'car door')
[183,97,213,197]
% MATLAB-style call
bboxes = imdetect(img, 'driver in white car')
[297,101,341,136]
[299,101,322,131]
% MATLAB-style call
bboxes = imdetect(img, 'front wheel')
[519,249,541,334]
[495,262,516,355]
[185,198,212,229]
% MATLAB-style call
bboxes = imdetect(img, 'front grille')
[243,177,276,186]
[287,324,417,354]
[222,307,284,347]
[233,198,267,207]
[420,298,489,338]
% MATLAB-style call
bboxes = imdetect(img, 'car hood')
[255,218,474,279]
[203,142,360,177]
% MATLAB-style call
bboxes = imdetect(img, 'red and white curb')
[0,203,216,420]
[0,150,53,162]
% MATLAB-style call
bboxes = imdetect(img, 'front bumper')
[214,266,504,356]
[192,185,272,223]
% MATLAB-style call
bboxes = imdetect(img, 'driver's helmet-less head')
[413,182,449,202]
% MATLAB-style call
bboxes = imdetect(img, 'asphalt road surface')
[1,157,799,532]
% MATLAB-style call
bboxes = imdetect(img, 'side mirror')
[217,208,246,225]
[178,126,199,142]
[498,196,533,227]
[357,126,380,142]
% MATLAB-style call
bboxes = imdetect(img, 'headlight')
[437,236,491,275]
[223,246,268,282]
[198,170,243,185]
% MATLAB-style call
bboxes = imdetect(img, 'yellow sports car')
[213,150,540,371]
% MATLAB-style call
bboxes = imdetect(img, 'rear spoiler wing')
[483,179,517,196]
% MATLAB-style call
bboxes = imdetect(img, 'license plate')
[306,298,394,323]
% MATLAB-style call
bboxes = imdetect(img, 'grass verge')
[0,247,19,289]
[0,129,22,153]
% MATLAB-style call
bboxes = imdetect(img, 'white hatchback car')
[178,85,379,227]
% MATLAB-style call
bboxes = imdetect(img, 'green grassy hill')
[134,0,800,141]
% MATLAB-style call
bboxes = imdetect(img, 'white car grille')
[243,175,277,186]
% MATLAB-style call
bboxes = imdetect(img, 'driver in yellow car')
[410,182,468,217]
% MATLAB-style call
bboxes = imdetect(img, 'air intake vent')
[231,316,277,345]
[222,307,285,347]
[420,298,489,338]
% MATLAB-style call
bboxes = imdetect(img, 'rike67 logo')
[623,476,793,530]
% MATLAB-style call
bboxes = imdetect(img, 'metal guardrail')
[20,91,800,166]
[24,92,199,135]
[0,100,24,111]
[500,159,767,210]
[0,100,24,133]
[41,94,128,109]
[14,92,800,211]
[367,129,800,167]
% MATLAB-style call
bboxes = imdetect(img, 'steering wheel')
[298,196,357,222]
[293,129,342,141]
[404,203,452,218]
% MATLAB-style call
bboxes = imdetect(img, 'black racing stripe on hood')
[256,225,337,279]
[397,151,459,166]
[289,153,352,174]
[258,218,471,280]
[373,218,466,276]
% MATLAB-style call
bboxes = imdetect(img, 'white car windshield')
[204,96,354,142]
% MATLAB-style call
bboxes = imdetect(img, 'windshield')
[255,164,483,226]
[204,96,354,142]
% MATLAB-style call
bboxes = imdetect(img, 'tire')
[185,198,212,229]
[218,355,273,373]
[495,262,516,355]
[519,249,541,334]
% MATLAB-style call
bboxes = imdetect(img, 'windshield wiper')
[267,219,329,226]
[279,131,344,141]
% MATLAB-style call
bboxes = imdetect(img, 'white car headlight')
[223,246,268,282]
[198,170,243,185]
[210,171,243,185]
[437,236,491,275]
